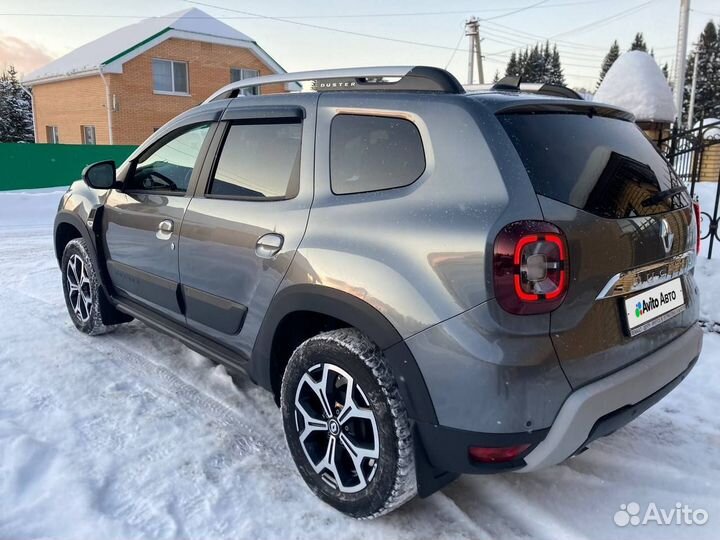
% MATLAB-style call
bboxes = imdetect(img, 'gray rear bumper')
[518,325,703,472]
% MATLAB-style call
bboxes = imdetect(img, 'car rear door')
[177,93,318,360]
[497,108,699,388]
[102,122,216,321]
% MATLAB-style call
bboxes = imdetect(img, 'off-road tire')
[281,328,417,518]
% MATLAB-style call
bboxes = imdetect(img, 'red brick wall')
[108,38,285,145]
[33,76,110,144]
[32,37,286,145]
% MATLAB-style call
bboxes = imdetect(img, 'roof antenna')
[492,76,521,91]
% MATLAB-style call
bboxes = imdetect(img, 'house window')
[46,126,59,144]
[230,68,260,95]
[81,125,96,145]
[152,59,189,94]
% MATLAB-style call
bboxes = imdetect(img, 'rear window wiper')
[641,186,686,207]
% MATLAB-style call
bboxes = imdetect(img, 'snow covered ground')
[0,188,718,539]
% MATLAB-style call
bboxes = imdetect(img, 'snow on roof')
[694,118,720,140]
[23,8,257,84]
[594,51,675,123]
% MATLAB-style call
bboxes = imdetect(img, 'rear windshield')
[498,113,689,219]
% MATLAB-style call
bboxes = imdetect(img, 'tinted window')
[127,124,210,193]
[498,114,689,218]
[330,115,425,195]
[208,122,301,199]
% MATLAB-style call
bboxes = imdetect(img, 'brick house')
[23,8,298,145]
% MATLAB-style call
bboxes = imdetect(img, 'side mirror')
[82,160,116,189]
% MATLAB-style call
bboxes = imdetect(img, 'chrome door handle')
[256,233,284,259]
[156,219,173,240]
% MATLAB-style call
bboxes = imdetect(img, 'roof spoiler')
[204,66,465,103]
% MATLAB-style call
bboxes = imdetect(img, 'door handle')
[256,233,284,259]
[156,219,174,240]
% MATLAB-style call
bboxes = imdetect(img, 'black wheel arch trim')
[54,208,131,325]
[251,283,438,425]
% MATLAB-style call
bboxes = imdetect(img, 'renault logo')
[660,219,674,254]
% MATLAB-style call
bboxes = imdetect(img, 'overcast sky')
[0,0,718,89]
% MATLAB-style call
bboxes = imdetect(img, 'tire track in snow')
[443,475,590,540]
[0,288,284,468]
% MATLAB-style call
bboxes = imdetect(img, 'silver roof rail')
[203,66,465,103]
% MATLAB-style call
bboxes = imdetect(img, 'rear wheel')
[61,238,119,335]
[281,328,417,518]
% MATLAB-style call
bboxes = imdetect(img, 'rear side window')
[330,115,425,195]
[498,114,689,218]
[208,122,301,199]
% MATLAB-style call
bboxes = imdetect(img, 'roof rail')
[203,66,465,103]
[467,76,583,100]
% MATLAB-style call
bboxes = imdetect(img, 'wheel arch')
[251,284,437,424]
[54,212,94,265]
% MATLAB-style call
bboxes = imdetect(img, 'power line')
[0,0,618,20]
[480,0,550,22]
[550,0,659,39]
[445,28,467,70]
[181,0,462,52]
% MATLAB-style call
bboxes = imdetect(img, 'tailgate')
[498,110,699,388]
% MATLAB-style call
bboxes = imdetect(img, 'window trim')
[204,118,303,202]
[81,125,96,145]
[329,113,427,196]
[122,122,213,197]
[230,67,260,95]
[46,125,59,144]
[151,58,190,95]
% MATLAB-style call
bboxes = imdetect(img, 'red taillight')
[469,444,531,463]
[494,221,569,315]
[692,199,701,254]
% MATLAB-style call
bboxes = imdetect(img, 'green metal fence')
[0,143,137,191]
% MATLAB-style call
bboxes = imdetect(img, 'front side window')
[81,125,96,145]
[152,59,189,94]
[208,122,301,199]
[230,68,260,95]
[330,115,426,195]
[126,123,210,194]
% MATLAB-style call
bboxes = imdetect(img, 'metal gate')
[659,118,720,258]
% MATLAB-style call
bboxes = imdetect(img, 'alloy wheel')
[294,362,380,493]
[66,253,92,323]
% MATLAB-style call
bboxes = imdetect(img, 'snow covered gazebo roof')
[23,8,293,87]
[594,51,675,123]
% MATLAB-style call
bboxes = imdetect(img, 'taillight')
[494,221,569,315]
[692,199,701,254]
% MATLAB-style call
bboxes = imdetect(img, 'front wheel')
[280,328,417,518]
[61,238,117,335]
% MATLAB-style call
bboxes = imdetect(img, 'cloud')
[0,35,54,77]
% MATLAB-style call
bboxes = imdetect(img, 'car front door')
[177,94,317,360]
[103,122,214,321]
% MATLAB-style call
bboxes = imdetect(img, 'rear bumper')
[415,324,702,484]
[518,324,702,471]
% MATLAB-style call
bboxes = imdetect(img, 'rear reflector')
[469,444,532,463]
[494,221,569,315]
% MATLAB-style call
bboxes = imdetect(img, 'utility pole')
[673,0,691,126]
[465,18,484,85]
[687,49,699,129]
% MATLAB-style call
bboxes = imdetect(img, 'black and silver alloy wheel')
[61,238,117,335]
[295,362,380,493]
[66,253,92,323]
[281,328,417,518]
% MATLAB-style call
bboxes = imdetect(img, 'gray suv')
[54,66,703,518]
